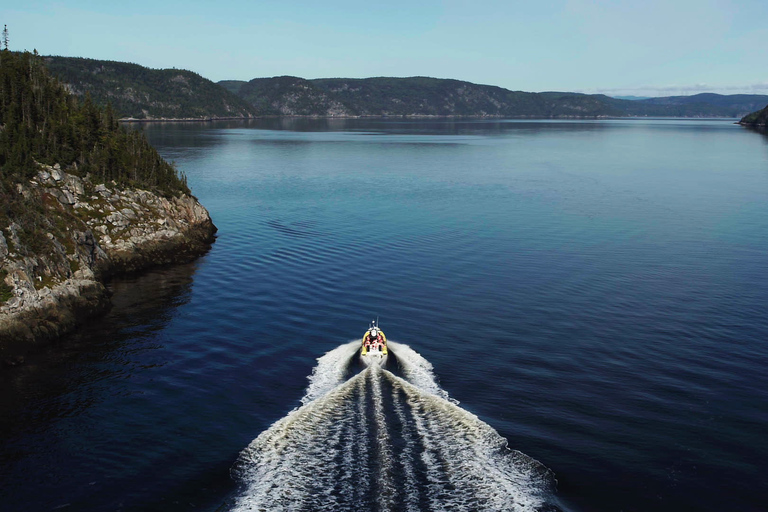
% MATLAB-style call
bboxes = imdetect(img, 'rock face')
[0,166,216,365]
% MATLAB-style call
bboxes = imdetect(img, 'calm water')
[1,118,767,511]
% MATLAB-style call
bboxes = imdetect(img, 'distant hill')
[739,104,768,127]
[635,94,768,117]
[44,56,258,120]
[222,76,768,118]
[596,94,768,118]
[36,54,768,119]
[224,76,624,118]
[232,76,352,116]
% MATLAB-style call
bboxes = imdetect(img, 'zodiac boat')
[360,320,388,357]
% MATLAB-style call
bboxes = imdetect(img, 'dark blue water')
[2,118,767,511]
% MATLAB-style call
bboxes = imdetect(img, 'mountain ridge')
[224,76,768,119]
[44,55,258,120]
[37,54,768,119]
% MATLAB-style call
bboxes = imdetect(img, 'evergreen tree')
[0,48,190,196]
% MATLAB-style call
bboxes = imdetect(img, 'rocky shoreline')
[0,166,216,366]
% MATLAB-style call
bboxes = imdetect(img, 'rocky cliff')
[0,165,216,365]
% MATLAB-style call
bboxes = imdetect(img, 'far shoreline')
[119,114,743,123]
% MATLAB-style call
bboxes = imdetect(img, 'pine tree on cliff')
[0,48,189,196]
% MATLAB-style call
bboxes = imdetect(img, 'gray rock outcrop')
[0,166,216,365]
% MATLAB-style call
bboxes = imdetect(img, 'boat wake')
[230,341,557,511]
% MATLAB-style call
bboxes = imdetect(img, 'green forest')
[32,54,768,120]
[223,76,768,118]
[0,49,189,195]
[44,56,257,119]
[739,104,768,126]
[0,49,191,264]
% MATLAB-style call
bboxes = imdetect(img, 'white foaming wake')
[388,341,453,401]
[370,364,397,509]
[230,342,556,512]
[301,340,360,405]
[232,373,368,512]
[386,371,552,511]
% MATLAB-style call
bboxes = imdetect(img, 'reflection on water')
[0,263,224,511]
[1,263,196,427]
[133,116,618,136]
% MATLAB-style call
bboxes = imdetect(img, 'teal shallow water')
[1,118,767,511]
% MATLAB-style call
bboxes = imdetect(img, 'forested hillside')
[739,104,768,126]
[601,93,768,118]
[223,76,768,118]
[225,76,624,117]
[1,50,188,194]
[314,78,620,117]
[233,76,350,116]
[0,48,190,278]
[33,54,768,119]
[44,56,257,119]
[0,49,216,350]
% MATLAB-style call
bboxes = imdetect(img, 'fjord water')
[2,118,767,511]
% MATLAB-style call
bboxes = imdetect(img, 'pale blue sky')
[3,0,767,96]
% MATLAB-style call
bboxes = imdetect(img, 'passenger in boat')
[376,329,387,348]
[363,328,387,352]
[362,329,374,351]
